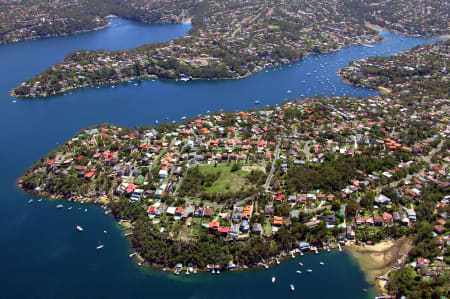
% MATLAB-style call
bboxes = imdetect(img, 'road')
[264,139,281,192]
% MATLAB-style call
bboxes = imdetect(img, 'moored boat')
[290,284,295,292]
[76,225,83,232]
[272,276,276,283]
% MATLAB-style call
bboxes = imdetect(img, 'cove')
[0,18,441,298]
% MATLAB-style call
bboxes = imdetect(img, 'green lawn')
[199,165,249,194]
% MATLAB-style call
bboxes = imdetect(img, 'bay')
[0,17,441,298]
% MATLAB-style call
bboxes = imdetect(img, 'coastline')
[345,238,413,295]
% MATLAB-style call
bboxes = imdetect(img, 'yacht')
[320,262,325,265]
[296,270,302,274]
[56,204,64,209]
[307,269,312,272]
[254,100,260,104]
[76,225,83,232]
[272,276,276,283]
[68,207,72,210]
[37,198,42,202]
[96,244,104,250]
[290,284,295,292]
[28,199,34,203]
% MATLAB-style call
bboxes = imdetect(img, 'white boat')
[96,244,104,250]
[299,262,303,266]
[104,230,107,234]
[155,120,159,124]
[28,199,34,203]
[37,198,42,202]
[363,44,375,48]
[276,259,280,265]
[216,270,220,274]
[212,269,215,274]
[320,262,325,265]
[272,276,276,283]
[129,252,137,258]
[181,116,186,120]
[307,269,312,272]
[56,204,64,209]
[296,270,302,274]
[290,284,295,292]
[287,90,291,93]
[12,100,17,103]
[254,100,260,104]
[84,209,88,212]
[76,225,83,232]
[300,251,304,256]
[315,248,319,254]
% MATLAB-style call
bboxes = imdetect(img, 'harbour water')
[0,17,441,298]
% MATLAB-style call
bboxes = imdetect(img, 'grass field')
[199,165,249,194]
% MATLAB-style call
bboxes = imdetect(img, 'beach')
[346,238,413,294]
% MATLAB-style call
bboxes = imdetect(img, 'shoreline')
[10,37,378,99]
[345,238,413,295]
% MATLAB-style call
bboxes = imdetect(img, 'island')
[10,0,449,98]
[18,40,449,297]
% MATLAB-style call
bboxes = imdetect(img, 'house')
[166,206,176,216]
[240,220,250,232]
[393,212,401,223]
[252,223,262,234]
[283,218,292,228]
[265,205,274,216]
[203,207,213,218]
[194,206,204,217]
[209,221,219,230]
[434,225,445,234]
[273,216,283,226]
[299,241,310,251]
[374,216,383,226]
[374,194,391,205]
[346,226,355,240]
[218,226,229,236]
[183,206,194,219]
[326,214,336,225]
[230,223,240,239]
[383,212,393,224]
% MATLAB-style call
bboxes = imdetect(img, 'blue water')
[0,18,441,298]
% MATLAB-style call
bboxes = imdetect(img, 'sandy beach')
[345,238,413,294]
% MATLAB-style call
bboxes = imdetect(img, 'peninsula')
[10,0,449,98]
[18,40,449,297]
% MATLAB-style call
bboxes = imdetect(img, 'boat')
[162,268,166,271]
[76,225,83,232]
[185,270,190,275]
[96,244,104,250]
[37,198,42,202]
[362,44,375,48]
[155,120,159,124]
[290,284,295,292]
[129,252,137,258]
[56,204,64,209]
[264,264,269,269]
[320,262,325,265]
[299,262,303,266]
[84,209,87,212]
[363,288,368,292]
[181,116,186,120]
[104,230,107,234]
[276,258,280,265]
[216,270,220,274]
[138,263,142,266]
[307,269,312,272]
[28,199,34,203]
[300,251,304,256]
[254,100,260,104]
[272,276,276,283]
[12,100,17,103]
[212,269,215,274]
[287,90,291,93]
[296,270,302,274]
[315,248,319,254]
